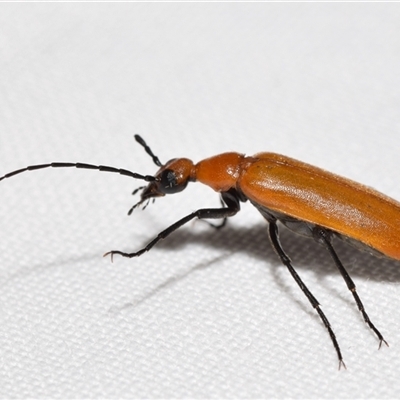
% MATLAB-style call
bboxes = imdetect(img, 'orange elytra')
[1,134,398,369]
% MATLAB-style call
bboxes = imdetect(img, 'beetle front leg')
[105,189,241,261]
[104,205,239,261]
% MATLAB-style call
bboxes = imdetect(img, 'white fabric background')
[1,3,400,399]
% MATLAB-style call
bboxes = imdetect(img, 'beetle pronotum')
[2,135,397,368]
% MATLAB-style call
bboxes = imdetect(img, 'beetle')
[0,134,397,369]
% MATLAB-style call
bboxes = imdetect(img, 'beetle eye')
[159,169,179,194]
[158,168,189,194]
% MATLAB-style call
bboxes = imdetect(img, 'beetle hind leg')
[313,227,389,349]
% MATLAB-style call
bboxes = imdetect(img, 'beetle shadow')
[111,220,400,317]
[0,252,104,287]
[150,221,400,284]
[108,252,232,314]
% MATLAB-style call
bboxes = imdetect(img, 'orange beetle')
[1,135,397,369]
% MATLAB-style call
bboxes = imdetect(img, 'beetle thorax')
[194,152,245,193]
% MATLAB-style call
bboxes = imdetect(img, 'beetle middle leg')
[267,219,346,369]
[313,227,389,348]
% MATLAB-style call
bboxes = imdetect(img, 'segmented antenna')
[134,134,162,167]
[0,162,156,183]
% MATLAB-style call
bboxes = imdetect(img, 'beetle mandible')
[1,134,398,369]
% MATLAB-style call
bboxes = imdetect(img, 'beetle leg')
[268,220,346,369]
[313,227,389,349]
[202,197,228,229]
[104,190,240,260]
[203,189,243,230]
[203,217,228,230]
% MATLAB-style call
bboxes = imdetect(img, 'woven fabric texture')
[1,4,400,398]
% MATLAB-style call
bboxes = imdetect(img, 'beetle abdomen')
[239,153,400,260]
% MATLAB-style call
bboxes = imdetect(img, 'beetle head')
[128,157,195,215]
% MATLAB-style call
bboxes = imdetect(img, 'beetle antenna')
[134,135,162,167]
[0,162,156,183]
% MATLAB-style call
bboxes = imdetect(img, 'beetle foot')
[379,338,389,349]
[338,360,347,371]
[103,247,147,261]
